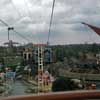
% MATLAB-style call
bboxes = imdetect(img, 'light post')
[28,68,31,80]
[8,27,14,42]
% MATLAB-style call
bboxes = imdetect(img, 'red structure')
[33,44,47,46]
[82,22,100,36]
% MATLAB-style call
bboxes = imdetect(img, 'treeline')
[51,43,100,62]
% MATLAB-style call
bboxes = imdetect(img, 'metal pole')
[8,28,10,41]
[8,27,14,42]
[38,46,44,92]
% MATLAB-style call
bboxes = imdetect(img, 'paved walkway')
[8,80,28,96]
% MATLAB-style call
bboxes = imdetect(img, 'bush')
[52,77,73,92]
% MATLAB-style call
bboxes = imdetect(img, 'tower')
[38,46,44,92]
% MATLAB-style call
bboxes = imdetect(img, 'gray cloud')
[0,0,100,45]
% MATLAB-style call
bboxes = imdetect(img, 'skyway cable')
[47,0,55,45]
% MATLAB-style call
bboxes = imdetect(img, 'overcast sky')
[0,0,100,45]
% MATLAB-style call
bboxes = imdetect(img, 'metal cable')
[0,19,30,42]
[9,0,22,18]
[23,0,32,18]
[47,0,55,45]
[13,30,30,42]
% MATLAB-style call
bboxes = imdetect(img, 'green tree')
[52,77,73,92]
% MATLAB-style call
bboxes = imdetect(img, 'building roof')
[33,43,47,46]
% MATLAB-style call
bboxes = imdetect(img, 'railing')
[1,90,100,100]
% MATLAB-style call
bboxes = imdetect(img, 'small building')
[23,48,33,61]
[33,47,53,64]
[22,45,54,65]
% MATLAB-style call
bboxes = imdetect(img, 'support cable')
[9,0,22,18]
[23,0,32,18]
[0,19,30,42]
[47,0,55,45]
[13,30,30,42]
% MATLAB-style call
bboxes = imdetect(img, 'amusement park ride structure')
[34,0,55,92]
[2,0,100,99]
[82,22,100,37]
[0,0,55,93]
[37,45,44,92]
[34,44,54,92]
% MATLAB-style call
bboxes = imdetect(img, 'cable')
[24,0,32,18]
[0,19,9,27]
[47,0,55,45]
[23,0,35,42]
[81,1,98,44]
[13,30,30,42]
[9,0,31,30]
[0,19,30,42]
[9,0,22,18]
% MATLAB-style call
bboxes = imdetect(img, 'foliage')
[52,77,73,92]
[51,43,100,62]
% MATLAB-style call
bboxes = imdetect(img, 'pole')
[8,28,10,42]
[8,27,14,42]
[38,46,44,92]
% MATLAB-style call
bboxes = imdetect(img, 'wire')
[24,0,32,18]
[13,30,30,42]
[47,0,55,45]
[23,0,35,42]
[81,1,97,44]
[9,0,34,43]
[9,0,22,18]
[23,0,38,43]
[0,19,9,27]
[0,19,30,42]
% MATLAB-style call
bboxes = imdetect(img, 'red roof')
[33,43,47,46]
